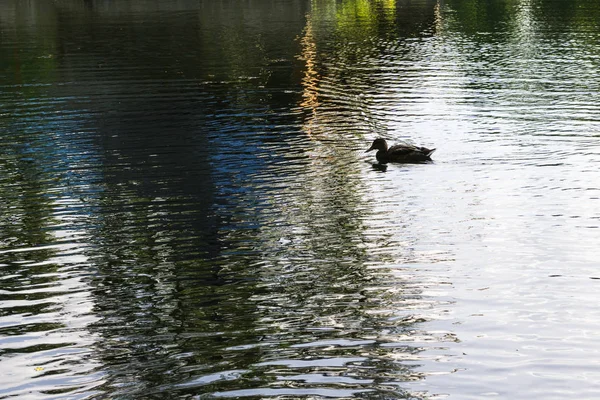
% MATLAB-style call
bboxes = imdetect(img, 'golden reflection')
[434,0,444,34]
[298,13,320,124]
[298,0,399,140]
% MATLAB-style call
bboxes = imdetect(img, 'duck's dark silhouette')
[366,138,435,164]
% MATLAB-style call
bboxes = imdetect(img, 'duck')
[366,138,435,164]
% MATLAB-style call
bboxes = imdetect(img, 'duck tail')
[425,148,436,157]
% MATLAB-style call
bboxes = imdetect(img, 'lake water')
[1,0,600,399]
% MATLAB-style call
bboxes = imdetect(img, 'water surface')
[1,0,600,399]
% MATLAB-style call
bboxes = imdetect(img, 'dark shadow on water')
[371,162,388,172]
[369,160,435,173]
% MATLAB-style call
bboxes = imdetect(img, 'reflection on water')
[2,0,600,398]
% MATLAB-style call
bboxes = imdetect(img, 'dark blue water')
[2,0,600,398]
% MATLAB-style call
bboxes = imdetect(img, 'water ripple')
[2,0,600,399]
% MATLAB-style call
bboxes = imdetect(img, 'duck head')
[366,138,388,153]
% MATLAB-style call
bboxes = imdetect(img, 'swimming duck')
[366,138,435,164]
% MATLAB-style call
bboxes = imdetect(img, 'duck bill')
[365,146,375,153]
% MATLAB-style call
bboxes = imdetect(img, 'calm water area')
[1,0,600,398]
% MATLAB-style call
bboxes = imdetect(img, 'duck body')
[366,138,435,164]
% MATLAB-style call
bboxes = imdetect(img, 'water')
[1,0,600,398]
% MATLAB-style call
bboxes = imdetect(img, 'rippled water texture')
[2,0,600,398]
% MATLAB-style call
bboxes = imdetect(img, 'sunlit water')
[1,0,600,399]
